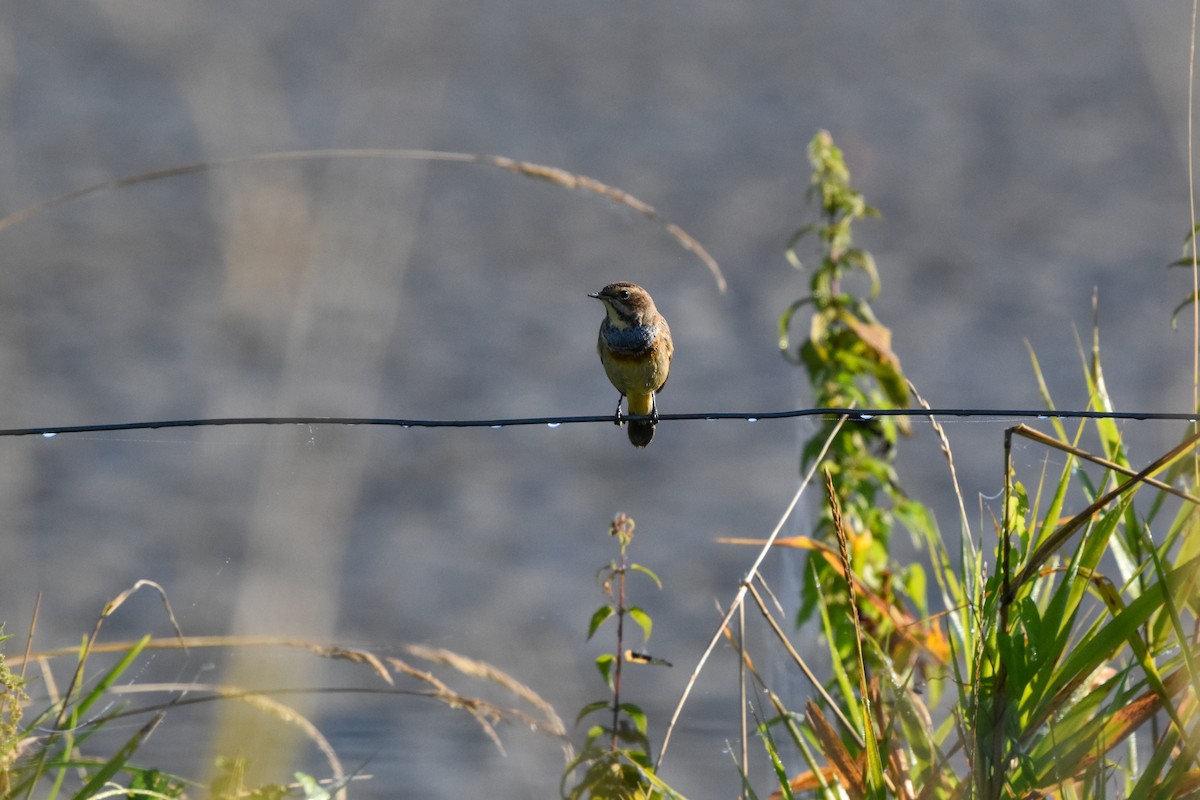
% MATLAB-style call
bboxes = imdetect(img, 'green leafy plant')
[723,130,1200,798]
[562,513,677,800]
[2,582,568,799]
[0,628,28,798]
[779,129,933,676]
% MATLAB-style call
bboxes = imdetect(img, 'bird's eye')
[618,290,630,299]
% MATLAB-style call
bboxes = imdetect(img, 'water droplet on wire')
[747,417,758,423]
[42,432,56,439]
[546,422,561,429]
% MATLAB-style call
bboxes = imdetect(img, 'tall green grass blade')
[1128,725,1179,798]
[71,635,150,723]
[813,564,862,735]
[727,744,761,800]
[747,702,793,800]
[1044,557,1200,717]
[71,712,164,800]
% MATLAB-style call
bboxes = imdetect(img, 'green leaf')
[1170,292,1199,329]
[574,699,613,726]
[71,712,164,800]
[588,605,615,640]
[759,714,795,800]
[1181,222,1200,251]
[844,247,881,297]
[128,768,186,798]
[595,652,615,689]
[629,562,663,588]
[778,297,814,357]
[295,772,332,800]
[73,635,151,721]
[898,562,929,617]
[1046,557,1200,710]
[894,499,936,544]
[619,702,648,734]
[627,607,652,642]
[785,224,820,269]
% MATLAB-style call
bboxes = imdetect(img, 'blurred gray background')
[0,1,1195,796]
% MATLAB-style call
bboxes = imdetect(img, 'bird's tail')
[627,392,656,448]
[628,421,655,447]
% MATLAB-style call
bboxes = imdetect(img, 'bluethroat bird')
[589,282,674,447]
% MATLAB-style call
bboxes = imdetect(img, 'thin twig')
[0,148,726,291]
[1013,424,1200,506]
[742,579,863,748]
[655,413,849,768]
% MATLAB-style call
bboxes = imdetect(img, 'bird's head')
[589,282,657,328]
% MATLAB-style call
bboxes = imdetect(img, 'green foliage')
[563,514,675,800]
[0,633,175,800]
[960,417,1200,796]
[1168,222,1200,326]
[780,130,929,671]
[127,768,188,798]
[210,757,290,800]
[736,129,1200,798]
[293,771,333,800]
[3,580,571,799]
[0,630,26,791]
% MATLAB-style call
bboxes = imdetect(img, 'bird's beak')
[587,292,600,299]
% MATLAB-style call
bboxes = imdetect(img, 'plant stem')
[611,548,627,752]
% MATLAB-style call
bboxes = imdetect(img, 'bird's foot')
[613,395,626,427]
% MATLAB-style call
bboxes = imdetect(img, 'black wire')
[6,408,1198,438]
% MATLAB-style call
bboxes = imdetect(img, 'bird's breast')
[597,321,671,394]
[600,322,659,355]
